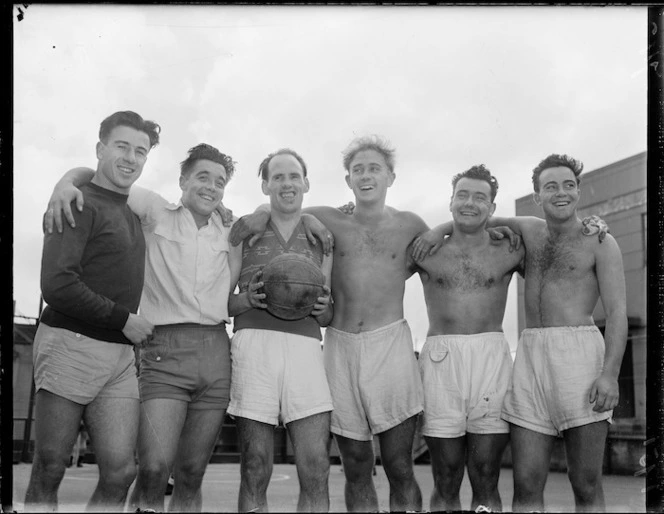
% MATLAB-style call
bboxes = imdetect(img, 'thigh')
[236,417,275,462]
[287,412,332,463]
[466,433,509,472]
[174,408,226,473]
[84,396,140,470]
[425,435,466,472]
[33,390,85,459]
[563,421,609,478]
[136,398,189,468]
[509,424,555,483]
[378,415,419,469]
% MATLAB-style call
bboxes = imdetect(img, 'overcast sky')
[13,4,647,351]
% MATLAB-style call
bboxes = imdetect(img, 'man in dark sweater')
[24,111,161,512]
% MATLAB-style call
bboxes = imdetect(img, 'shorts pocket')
[141,340,171,363]
[429,349,448,363]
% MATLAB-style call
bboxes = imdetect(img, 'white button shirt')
[128,186,232,325]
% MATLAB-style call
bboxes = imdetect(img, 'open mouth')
[280,191,296,199]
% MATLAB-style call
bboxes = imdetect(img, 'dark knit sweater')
[39,182,145,345]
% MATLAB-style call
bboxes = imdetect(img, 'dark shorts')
[138,324,231,410]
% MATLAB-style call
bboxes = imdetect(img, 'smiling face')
[345,149,395,204]
[95,125,151,194]
[450,177,496,231]
[262,153,309,215]
[533,166,580,222]
[180,159,227,224]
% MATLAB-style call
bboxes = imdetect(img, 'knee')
[101,461,137,489]
[137,460,170,486]
[341,452,375,482]
[32,449,68,481]
[468,460,500,485]
[513,469,546,498]
[175,461,208,490]
[241,451,273,484]
[382,455,416,485]
[298,453,330,485]
[568,467,602,500]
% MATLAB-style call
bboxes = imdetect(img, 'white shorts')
[419,332,512,438]
[323,319,424,441]
[501,326,612,436]
[227,328,333,425]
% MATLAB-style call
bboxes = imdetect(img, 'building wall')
[515,152,647,429]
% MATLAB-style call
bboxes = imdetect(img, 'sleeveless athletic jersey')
[233,219,324,340]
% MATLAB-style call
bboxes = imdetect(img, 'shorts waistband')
[425,332,507,343]
[326,319,408,340]
[155,323,227,330]
[521,325,600,336]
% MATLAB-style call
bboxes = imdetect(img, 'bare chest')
[526,233,595,280]
[335,224,413,263]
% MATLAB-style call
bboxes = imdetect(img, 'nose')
[122,147,137,164]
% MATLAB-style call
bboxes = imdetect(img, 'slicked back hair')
[258,148,308,181]
[99,111,161,149]
[180,143,236,181]
[532,154,583,192]
[452,164,499,202]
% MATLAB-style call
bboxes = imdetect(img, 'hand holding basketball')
[246,269,267,310]
[310,285,332,318]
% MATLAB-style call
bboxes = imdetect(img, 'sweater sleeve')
[40,206,130,330]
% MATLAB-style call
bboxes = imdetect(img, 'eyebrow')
[114,139,148,152]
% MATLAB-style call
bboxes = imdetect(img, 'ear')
[532,192,541,206]
[303,177,310,193]
[489,202,496,217]
[387,170,396,187]
[179,174,187,191]
[261,180,269,196]
[96,141,104,160]
[449,196,454,212]
[345,174,351,189]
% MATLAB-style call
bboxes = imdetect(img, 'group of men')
[27,109,627,513]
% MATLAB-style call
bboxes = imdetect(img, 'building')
[513,151,647,474]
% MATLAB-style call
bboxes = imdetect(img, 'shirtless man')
[411,165,524,512]
[231,136,427,512]
[414,154,625,512]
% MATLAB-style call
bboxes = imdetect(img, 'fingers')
[323,233,334,255]
[429,242,442,256]
[248,233,261,248]
[44,208,54,234]
[63,201,76,230]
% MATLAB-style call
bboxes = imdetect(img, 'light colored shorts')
[323,319,424,441]
[138,324,231,410]
[501,326,612,436]
[419,332,512,438]
[227,328,333,425]
[33,323,139,405]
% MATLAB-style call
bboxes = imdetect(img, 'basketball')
[261,253,326,320]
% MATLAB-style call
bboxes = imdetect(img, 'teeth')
[118,166,133,173]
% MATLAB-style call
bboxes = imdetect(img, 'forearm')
[228,292,252,317]
[62,167,95,187]
[601,313,629,379]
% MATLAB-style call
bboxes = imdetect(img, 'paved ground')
[11,462,645,512]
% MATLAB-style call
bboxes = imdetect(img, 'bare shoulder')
[390,208,429,232]
[303,205,350,224]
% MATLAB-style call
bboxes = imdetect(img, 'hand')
[588,372,619,412]
[582,215,609,243]
[247,270,267,309]
[229,211,270,247]
[122,313,155,347]
[302,214,334,255]
[337,201,355,215]
[311,286,332,317]
[43,182,85,234]
[411,232,443,262]
[487,225,522,252]
[215,202,234,227]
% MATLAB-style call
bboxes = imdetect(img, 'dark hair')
[180,143,236,181]
[258,148,308,181]
[342,135,395,173]
[451,164,499,202]
[532,154,583,192]
[99,111,161,149]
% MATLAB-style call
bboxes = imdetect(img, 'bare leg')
[83,397,140,512]
[335,435,378,512]
[510,424,556,513]
[24,390,85,512]
[563,421,609,513]
[466,432,510,511]
[236,417,275,513]
[424,435,465,512]
[287,412,332,512]
[128,399,188,512]
[169,408,226,513]
[378,415,423,512]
